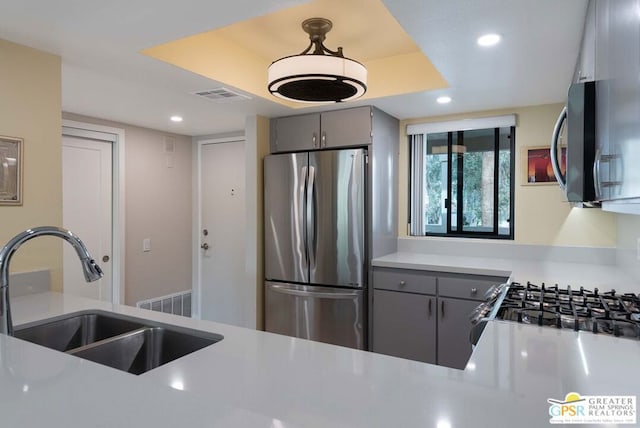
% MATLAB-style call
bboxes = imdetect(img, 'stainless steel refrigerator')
[264,148,366,349]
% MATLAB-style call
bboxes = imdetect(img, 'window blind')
[406,114,516,136]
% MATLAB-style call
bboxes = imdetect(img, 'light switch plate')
[143,238,151,252]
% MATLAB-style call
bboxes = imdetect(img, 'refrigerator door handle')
[299,165,309,267]
[306,165,317,272]
[268,283,360,299]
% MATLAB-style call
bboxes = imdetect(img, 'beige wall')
[399,103,617,247]
[248,115,270,329]
[0,39,63,289]
[62,113,192,305]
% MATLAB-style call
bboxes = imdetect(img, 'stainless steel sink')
[14,311,146,351]
[14,310,223,374]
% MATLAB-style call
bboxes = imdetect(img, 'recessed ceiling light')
[477,33,501,47]
[170,115,183,122]
[436,96,452,104]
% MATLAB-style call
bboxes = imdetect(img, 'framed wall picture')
[521,145,566,185]
[0,135,23,205]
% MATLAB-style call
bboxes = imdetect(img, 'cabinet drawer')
[373,268,436,295]
[438,274,507,301]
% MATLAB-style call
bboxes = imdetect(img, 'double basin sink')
[14,310,223,375]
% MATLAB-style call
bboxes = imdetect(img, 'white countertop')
[4,291,639,427]
[372,251,640,293]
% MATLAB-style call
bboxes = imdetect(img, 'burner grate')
[496,282,640,339]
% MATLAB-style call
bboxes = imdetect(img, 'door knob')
[201,243,210,250]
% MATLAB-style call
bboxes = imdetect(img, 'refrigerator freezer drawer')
[265,282,365,350]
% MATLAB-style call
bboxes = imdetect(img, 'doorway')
[194,138,247,326]
[61,120,124,303]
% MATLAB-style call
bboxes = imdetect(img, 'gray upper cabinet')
[320,107,372,149]
[574,0,596,83]
[270,113,320,153]
[594,0,640,205]
[270,106,372,153]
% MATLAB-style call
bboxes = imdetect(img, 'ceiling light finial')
[267,17,367,103]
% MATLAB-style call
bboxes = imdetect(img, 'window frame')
[408,125,516,240]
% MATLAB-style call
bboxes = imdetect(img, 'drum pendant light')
[267,18,367,103]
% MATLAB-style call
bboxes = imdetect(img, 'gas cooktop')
[471,281,640,341]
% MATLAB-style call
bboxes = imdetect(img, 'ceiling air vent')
[192,87,251,102]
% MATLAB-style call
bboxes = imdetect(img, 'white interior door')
[62,135,112,301]
[198,140,246,326]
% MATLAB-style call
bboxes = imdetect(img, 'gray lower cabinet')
[372,267,507,370]
[372,289,436,364]
[437,297,483,369]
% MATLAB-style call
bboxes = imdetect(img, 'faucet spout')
[0,226,103,336]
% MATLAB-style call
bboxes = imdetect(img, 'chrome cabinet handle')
[399,280,406,286]
[312,133,317,148]
[321,131,326,148]
[200,243,209,250]
[471,287,478,295]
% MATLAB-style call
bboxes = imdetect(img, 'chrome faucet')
[0,226,103,336]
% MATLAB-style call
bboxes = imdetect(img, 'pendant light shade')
[268,18,367,103]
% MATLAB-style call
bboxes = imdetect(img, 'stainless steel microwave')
[550,81,597,204]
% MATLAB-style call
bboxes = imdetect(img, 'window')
[408,117,515,239]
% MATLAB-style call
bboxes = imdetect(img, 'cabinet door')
[594,0,640,201]
[594,0,613,200]
[271,114,320,153]
[320,107,372,149]
[372,289,436,364]
[437,297,481,370]
[607,0,640,200]
[575,0,596,83]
